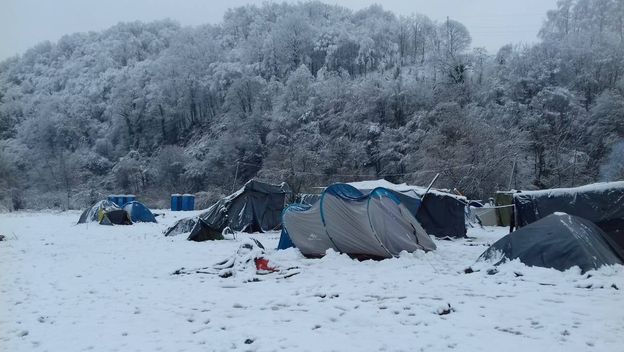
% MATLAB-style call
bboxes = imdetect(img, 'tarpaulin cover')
[513,182,624,251]
[479,213,624,273]
[164,179,288,240]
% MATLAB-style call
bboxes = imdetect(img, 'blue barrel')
[119,195,128,207]
[182,194,195,211]
[171,194,182,211]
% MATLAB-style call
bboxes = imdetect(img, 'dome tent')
[77,200,132,225]
[478,213,624,273]
[123,201,157,223]
[281,183,436,259]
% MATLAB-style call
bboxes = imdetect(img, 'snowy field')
[1,211,623,352]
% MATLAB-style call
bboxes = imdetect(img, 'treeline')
[0,0,623,210]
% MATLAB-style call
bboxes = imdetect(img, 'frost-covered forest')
[0,0,623,210]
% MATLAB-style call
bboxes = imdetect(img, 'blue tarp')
[123,201,157,223]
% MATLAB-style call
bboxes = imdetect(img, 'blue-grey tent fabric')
[478,213,623,273]
[349,182,466,238]
[283,183,435,259]
[277,204,309,250]
[123,201,157,223]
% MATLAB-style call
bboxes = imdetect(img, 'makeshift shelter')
[348,179,467,238]
[165,180,288,240]
[281,183,436,259]
[123,201,157,223]
[78,200,131,225]
[513,182,624,251]
[478,213,624,273]
[188,218,225,241]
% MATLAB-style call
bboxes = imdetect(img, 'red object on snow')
[255,257,279,272]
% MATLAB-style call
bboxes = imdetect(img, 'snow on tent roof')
[515,181,624,197]
[347,179,467,200]
[77,200,120,224]
[348,179,467,238]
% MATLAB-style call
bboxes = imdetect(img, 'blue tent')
[279,183,436,258]
[123,201,157,223]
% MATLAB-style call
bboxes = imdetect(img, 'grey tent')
[282,183,436,259]
[478,213,624,273]
[512,182,624,251]
[165,179,288,240]
[348,179,467,238]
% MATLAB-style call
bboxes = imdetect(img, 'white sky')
[0,0,557,61]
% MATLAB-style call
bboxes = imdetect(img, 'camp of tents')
[78,178,624,273]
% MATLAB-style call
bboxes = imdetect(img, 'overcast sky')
[0,0,557,61]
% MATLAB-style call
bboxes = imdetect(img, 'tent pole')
[421,173,440,202]
[232,161,239,193]
[508,157,516,190]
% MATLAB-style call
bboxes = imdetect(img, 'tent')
[78,200,126,224]
[188,218,225,241]
[281,183,436,259]
[478,213,624,273]
[165,179,288,240]
[123,201,157,223]
[78,200,118,223]
[78,200,133,225]
[99,209,132,226]
[512,182,624,251]
[348,179,467,238]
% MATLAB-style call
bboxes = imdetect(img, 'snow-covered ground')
[1,211,622,352]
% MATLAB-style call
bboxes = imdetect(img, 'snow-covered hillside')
[1,211,622,351]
